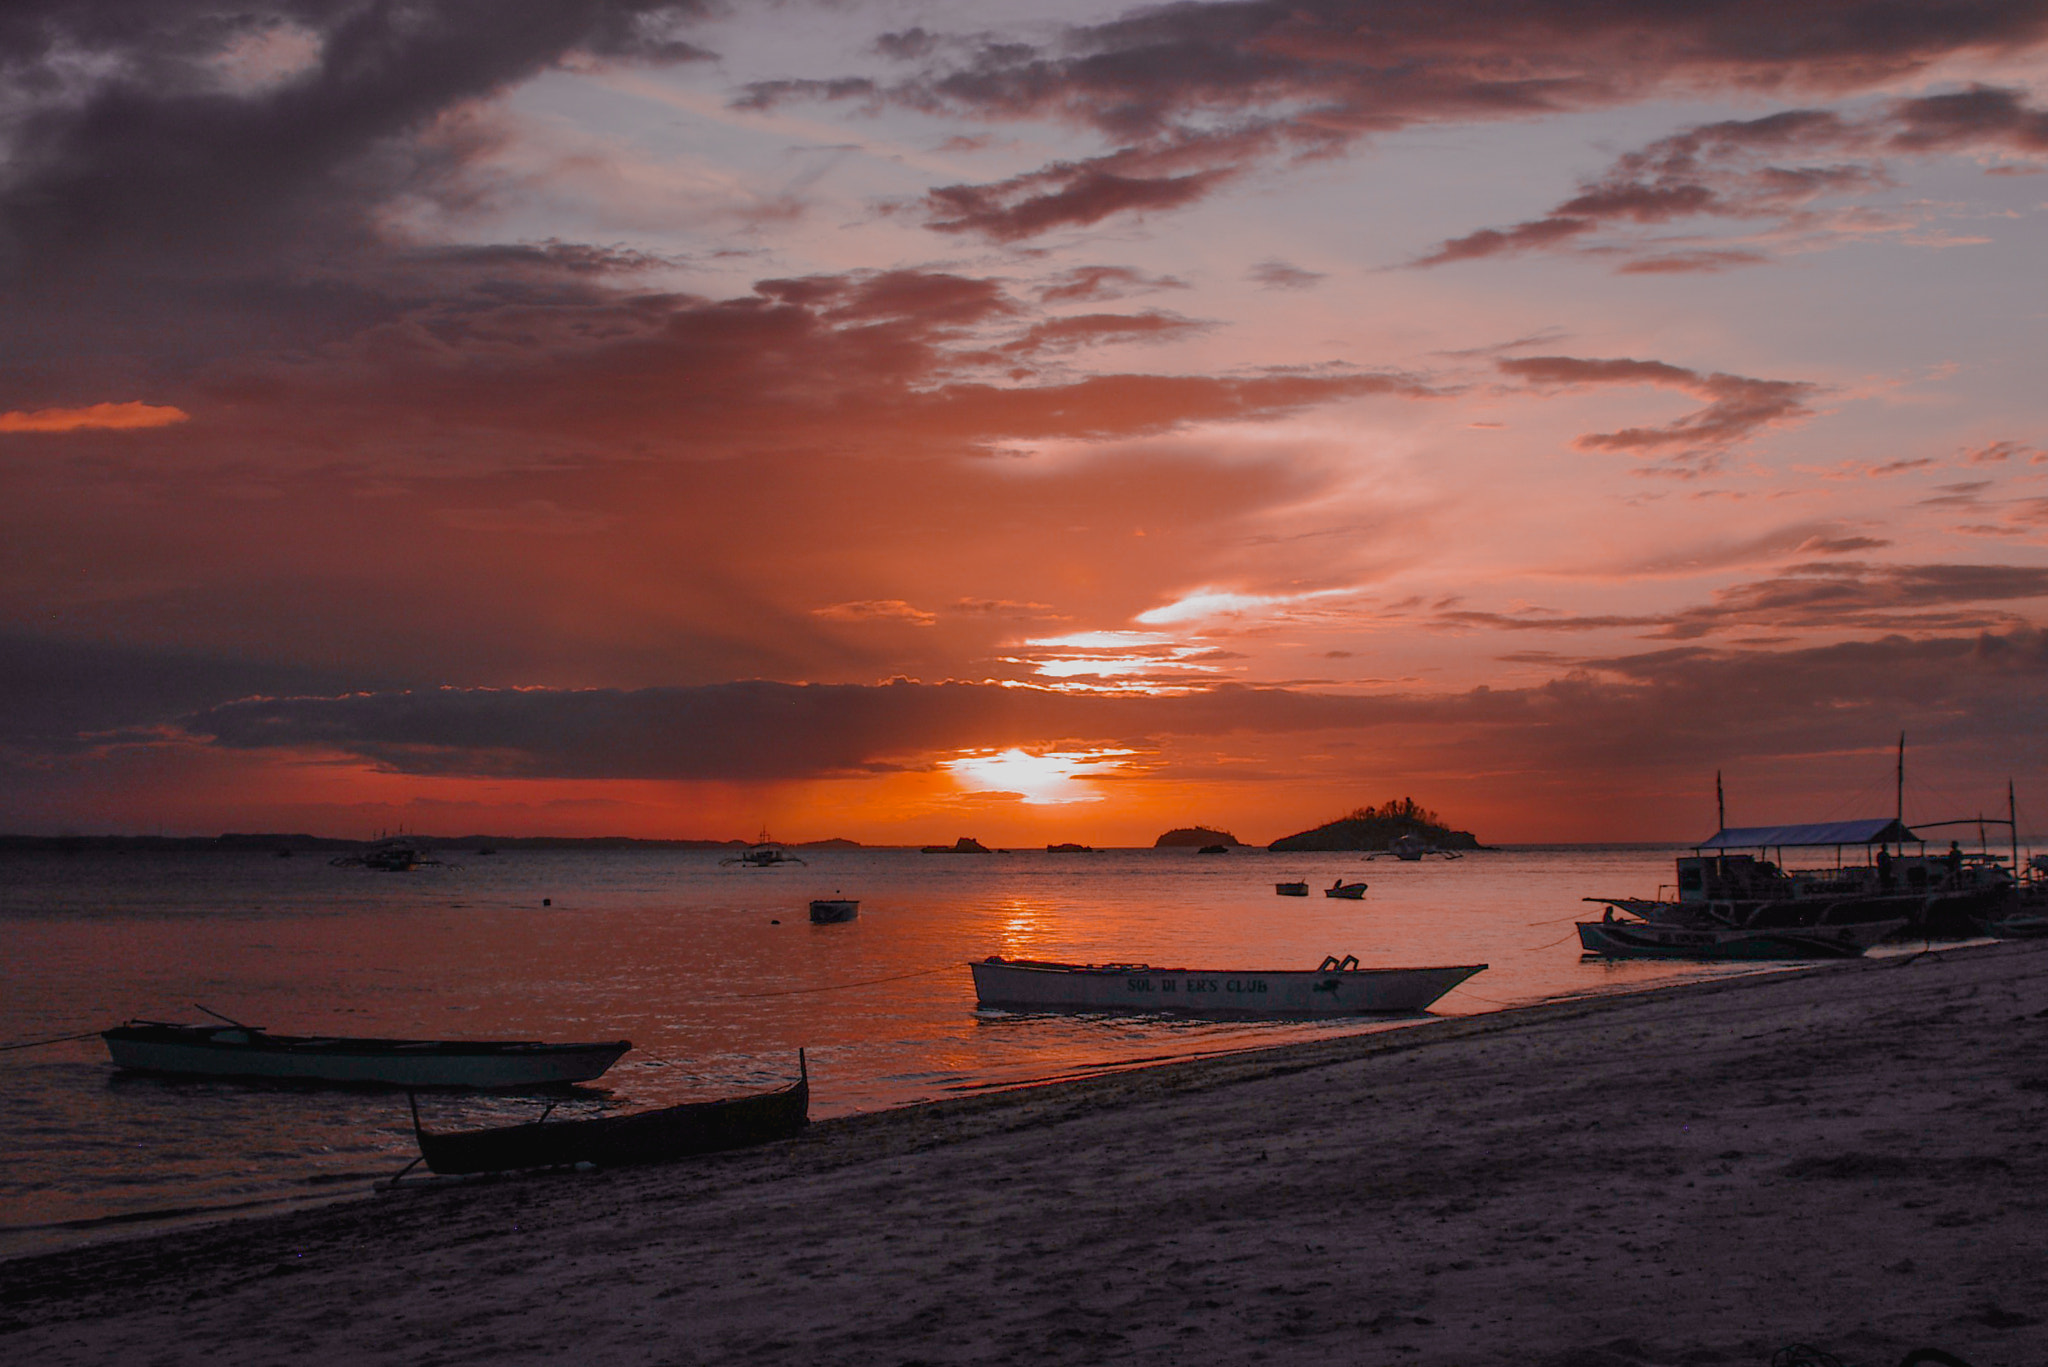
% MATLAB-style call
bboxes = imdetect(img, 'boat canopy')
[1696,818,1918,850]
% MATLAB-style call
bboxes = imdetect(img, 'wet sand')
[5,940,2047,1367]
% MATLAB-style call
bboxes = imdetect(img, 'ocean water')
[1,843,1764,1257]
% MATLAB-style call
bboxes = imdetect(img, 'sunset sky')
[5,0,2048,844]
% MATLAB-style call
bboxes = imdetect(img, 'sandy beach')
[5,940,2046,1367]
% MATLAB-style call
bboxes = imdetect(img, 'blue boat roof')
[1696,818,1918,849]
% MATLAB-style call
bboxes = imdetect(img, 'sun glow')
[943,747,1135,804]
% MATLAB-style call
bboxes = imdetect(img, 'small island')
[1266,798,1482,853]
[921,836,992,854]
[1153,827,1244,848]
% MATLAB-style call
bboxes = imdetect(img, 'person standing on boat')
[1877,846,1894,891]
[1946,841,1964,884]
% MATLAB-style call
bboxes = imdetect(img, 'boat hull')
[1324,883,1367,899]
[103,1024,631,1089]
[1586,885,2003,939]
[970,958,1484,1017]
[809,899,859,923]
[414,1073,810,1174]
[1575,918,1904,961]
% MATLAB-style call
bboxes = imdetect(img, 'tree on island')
[1267,798,1481,852]
[1153,826,1244,848]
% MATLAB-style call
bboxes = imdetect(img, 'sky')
[4,0,2047,845]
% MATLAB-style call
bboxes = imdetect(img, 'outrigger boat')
[103,1016,630,1089]
[1371,833,1463,861]
[970,956,1484,1017]
[721,834,805,867]
[1577,907,1904,961]
[408,1054,809,1174]
[331,839,448,872]
[1591,752,2019,940]
[1585,818,2010,938]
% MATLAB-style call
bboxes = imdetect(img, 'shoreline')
[0,954,1794,1261]
[7,937,2046,1365]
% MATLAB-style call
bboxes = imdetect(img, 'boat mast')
[2012,778,2020,874]
[1716,769,1725,832]
[1895,732,1904,825]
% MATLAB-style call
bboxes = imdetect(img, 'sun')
[943,748,1133,805]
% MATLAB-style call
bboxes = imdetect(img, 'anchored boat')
[970,956,1484,1017]
[1586,817,2012,939]
[103,1020,631,1089]
[721,834,805,867]
[1576,909,1904,960]
[330,839,448,872]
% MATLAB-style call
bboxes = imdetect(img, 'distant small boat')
[1197,844,1229,855]
[1371,833,1463,862]
[970,956,1484,1017]
[1324,879,1368,899]
[104,1020,631,1089]
[1275,881,1309,896]
[331,840,446,872]
[410,1054,810,1175]
[722,830,805,867]
[1575,911,1904,961]
[809,897,859,923]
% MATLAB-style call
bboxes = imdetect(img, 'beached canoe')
[103,1022,631,1089]
[1575,916,1905,961]
[410,1055,810,1174]
[970,956,1485,1017]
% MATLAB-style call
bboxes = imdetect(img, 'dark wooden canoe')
[410,1053,809,1174]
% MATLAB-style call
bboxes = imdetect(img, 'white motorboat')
[969,956,1484,1017]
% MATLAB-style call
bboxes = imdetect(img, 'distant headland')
[1266,798,1483,852]
[0,833,868,853]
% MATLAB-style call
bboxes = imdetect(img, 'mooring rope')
[727,964,955,999]
[0,1029,103,1053]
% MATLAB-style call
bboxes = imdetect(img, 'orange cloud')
[0,402,189,433]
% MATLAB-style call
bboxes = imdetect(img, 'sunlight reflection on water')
[2,843,1761,1253]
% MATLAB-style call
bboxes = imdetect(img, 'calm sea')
[3,843,1764,1257]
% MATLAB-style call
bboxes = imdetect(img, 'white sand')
[5,940,2047,1367]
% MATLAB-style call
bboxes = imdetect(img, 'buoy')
[542,897,551,906]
